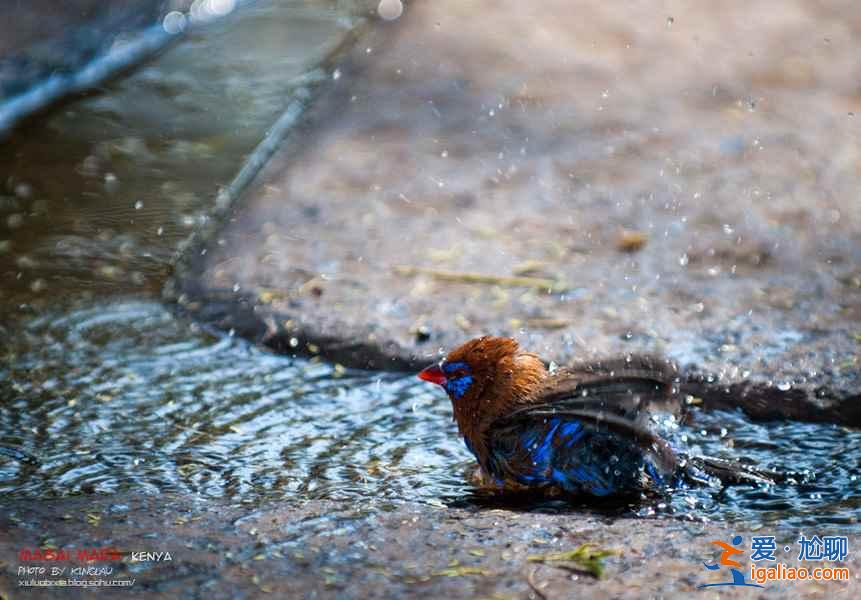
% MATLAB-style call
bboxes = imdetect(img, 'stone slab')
[2,494,858,598]
[174,0,861,424]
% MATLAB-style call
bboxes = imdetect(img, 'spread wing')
[482,357,679,496]
[528,354,678,421]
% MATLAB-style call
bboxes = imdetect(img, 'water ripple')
[1,301,859,530]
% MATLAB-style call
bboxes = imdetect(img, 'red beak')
[418,364,447,386]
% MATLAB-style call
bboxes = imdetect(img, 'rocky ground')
[2,493,858,598]
[172,0,861,426]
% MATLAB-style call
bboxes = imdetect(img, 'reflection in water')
[0,0,355,305]
[1,301,858,530]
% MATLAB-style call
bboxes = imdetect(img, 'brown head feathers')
[419,336,547,457]
[418,336,677,467]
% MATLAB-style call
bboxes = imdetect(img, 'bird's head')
[418,336,546,440]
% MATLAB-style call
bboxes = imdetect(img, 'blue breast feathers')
[486,417,664,496]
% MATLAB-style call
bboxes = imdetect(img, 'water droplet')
[211,0,237,17]
[332,69,341,80]
[679,253,689,266]
[14,182,32,199]
[6,213,24,229]
[134,200,144,210]
[104,173,118,192]
[162,10,187,34]
[232,283,241,293]
[377,0,404,21]
[666,16,674,27]
[777,381,792,391]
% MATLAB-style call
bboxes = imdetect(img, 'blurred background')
[0,2,858,596]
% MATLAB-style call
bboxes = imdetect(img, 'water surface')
[0,0,355,305]
[2,300,859,531]
[0,0,858,535]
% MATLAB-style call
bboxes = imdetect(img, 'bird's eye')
[442,361,471,379]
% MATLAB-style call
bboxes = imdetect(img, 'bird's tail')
[681,454,783,486]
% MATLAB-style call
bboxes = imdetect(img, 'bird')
[418,336,775,497]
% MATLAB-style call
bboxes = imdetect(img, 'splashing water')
[1,301,858,530]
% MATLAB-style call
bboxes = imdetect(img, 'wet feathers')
[418,336,680,497]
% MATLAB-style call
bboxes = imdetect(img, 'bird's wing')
[529,354,677,421]
[484,406,677,496]
[490,405,677,470]
[486,384,677,496]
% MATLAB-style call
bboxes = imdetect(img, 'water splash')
[1,301,858,530]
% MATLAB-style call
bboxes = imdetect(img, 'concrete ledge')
[4,494,858,597]
[171,0,861,425]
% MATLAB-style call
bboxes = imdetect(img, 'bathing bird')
[418,336,772,497]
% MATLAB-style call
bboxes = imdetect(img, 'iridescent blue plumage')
[419,336,780,498]
[483,415,669,496]
[419,337,681,497]
[442,361,473,400]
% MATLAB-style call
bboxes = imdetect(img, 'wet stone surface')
[2,493,859,598]
[174,0,861,426]
[0,2,859,598]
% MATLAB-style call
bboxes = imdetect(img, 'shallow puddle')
[1,299,859,532]
[0,0,858,538]
[0,0,356,304]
